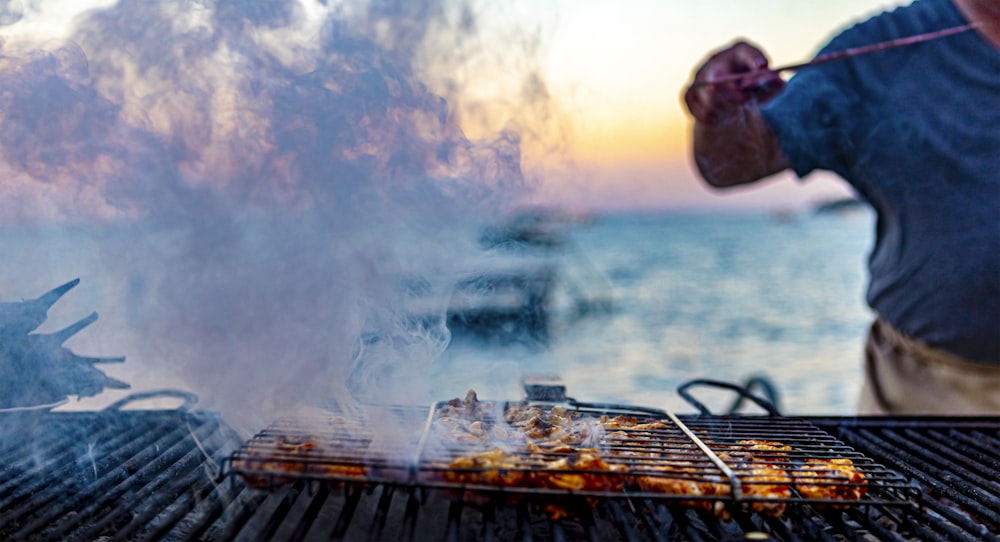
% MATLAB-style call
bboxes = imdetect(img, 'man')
[683,0,1000,414]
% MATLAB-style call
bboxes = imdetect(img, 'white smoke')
[0,0,559,433]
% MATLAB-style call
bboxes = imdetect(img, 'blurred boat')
[407,208,613,347]
[812,197,866,215]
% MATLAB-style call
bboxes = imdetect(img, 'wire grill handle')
[727,375,781,415]
[102,389,200,412]
[677,379,782,416]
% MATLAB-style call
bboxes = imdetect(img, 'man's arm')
[683,41,792,188]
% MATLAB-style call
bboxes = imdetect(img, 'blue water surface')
[436,209,876,416]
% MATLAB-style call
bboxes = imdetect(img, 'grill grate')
[813,417,1000,542]
[1,407,997,540]
[205,478,976,542]
[224,406,429,488]
[224,401,916,514]
[0,409,242,542]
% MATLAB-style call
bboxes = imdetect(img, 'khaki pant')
[858,319,1000,415]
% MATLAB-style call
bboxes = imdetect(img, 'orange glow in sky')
[534,0,908,210]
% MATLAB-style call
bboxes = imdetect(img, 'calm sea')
[0,208,876,418]
[435,208,877,416]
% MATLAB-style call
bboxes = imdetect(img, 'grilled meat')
[794,457,868,505]
[444,446,627,491]
[435,392,867,518]
[232,391,871,521]
[233,433,369,488]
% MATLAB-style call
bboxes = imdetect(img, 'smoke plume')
[0,0,555,432]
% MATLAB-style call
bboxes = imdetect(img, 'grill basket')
[223,384,916,516]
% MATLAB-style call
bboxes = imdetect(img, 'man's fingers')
[685,83,746,124]
[741,74,786,103]
[684,40,783,124]
[697,41,767,83]
[726,42,769,73]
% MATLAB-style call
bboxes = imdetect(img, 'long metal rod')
[666,413,742,501]
[696,21,981,87]
[409,402,440,481]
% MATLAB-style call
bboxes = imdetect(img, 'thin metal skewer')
[667,412,742,501]
[695,21,982,87]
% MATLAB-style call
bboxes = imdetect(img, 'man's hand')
[684,41,785,125]
[683,41,790,187]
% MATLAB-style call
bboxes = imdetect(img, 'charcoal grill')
[0,383,997,541]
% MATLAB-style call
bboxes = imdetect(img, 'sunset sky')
[535,0,909,211]
[1,0,911,213]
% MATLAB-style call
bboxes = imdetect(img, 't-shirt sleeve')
[760,71,859,179]
[759,11,911,180]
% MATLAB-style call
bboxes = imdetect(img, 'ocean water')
[434,208,877,416]
[0,208,876,420]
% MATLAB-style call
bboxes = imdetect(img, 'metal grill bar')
[844,428,996,528]
[0,418,130,514]
[70,425,229,541]
[666,413,741,501]
[842,506,909,542]
[412,402,440,477]
[0,410,241,542]
[269,483,331,541]
[904,428,998,483]
[549,514,567,542]
[812,418,1000,542]
[444,498,463,542]
[684,509,719,542]
[43,419,226,541]
[402,489,422,541]
[633,498,673,542]
[295,486,343,541]
[111,468,222,542]
[331,486,363,540]
[371,485,396,541]
[481,501,497,542]
[606,499,638,542]
[7,419,194,538]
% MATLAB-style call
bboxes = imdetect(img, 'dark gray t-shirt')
[761,0,1000,364]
